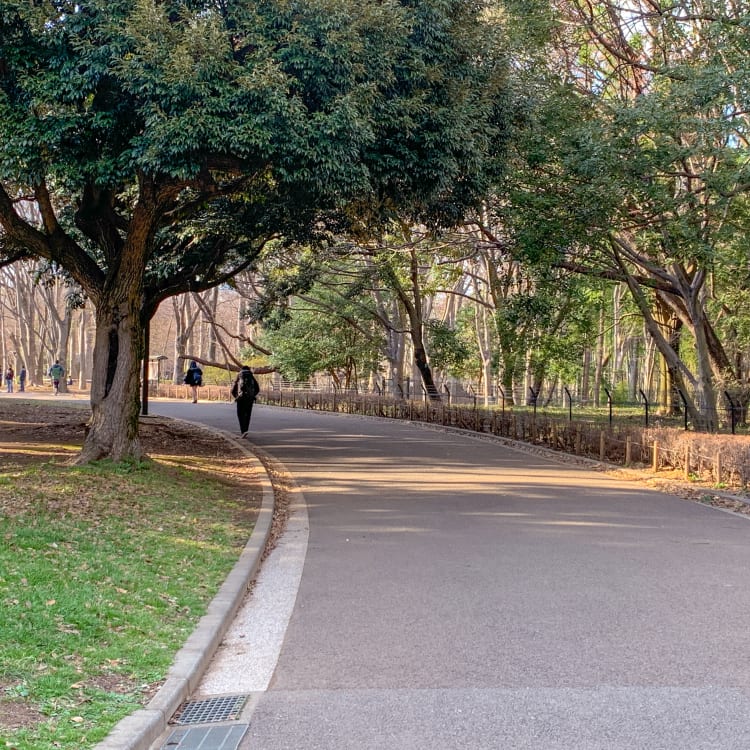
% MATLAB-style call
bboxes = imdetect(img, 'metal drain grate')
[175,695,248,725]
[160,724,248,749]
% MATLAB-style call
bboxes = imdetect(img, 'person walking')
[4,365,14,393]
[230,365,260,438]
[183,361,203,403]
[18,365,26,392]
[48,360,65,395]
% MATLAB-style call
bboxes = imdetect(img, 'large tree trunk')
[78,296,144,463]
[616,254,706,426]
[77,206,153,464]
[412,341,439,399]
[388,247,441,401]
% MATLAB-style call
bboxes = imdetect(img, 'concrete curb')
[93,422,276,750]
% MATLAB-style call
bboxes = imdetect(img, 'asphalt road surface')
[150,400,750,750]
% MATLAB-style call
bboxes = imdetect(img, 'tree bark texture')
[78,296,143,463]
[76,205,153,463]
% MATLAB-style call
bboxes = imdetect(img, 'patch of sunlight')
[338,526,430,534]
[168,536,239,552]
[526,520,657,529]
[359,508,401,513]
[460,511,532,517]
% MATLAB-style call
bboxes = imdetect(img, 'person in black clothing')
[183,360,203,403]
[230,365,260,437]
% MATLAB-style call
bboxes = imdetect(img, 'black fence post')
[443,384,451,405]
[564,387,573,422]
[529,386,538,418]
[677,389,689,431]
[639,388,649,427]
[603,387,613,427]
[724,391,737,435]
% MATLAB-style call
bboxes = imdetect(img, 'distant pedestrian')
[183,360,203,403]
[18,366,26,392]
[4,366,13,393]
[230,365,260,438]
[48,360,65,395]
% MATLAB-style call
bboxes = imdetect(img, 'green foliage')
[0,0,507,459]
[261,278,384,386]
[426,318,473,377]
[198,365,235,386]
[0,0,506,278]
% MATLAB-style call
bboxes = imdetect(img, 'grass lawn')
[0,400,261,749]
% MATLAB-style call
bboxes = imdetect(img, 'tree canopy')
[0,0,507,461]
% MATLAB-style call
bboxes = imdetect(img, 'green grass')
[0,454,256,749]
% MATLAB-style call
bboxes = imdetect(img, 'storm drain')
[160,724,248,750]
[175,695,249,725]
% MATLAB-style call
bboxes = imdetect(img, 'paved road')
[151,400,750,749]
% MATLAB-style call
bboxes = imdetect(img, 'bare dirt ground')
[0,395,293,549]
[0,397,233,464]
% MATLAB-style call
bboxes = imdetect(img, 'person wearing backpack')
[48,360,65,395]
[183,361,203,403]
[230,365,260,438]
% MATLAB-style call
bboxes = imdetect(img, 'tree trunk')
[172,294,200,383]
[474,303,493,407]
[389,248,440,401]
[206,287,219,361]
[77,290,143,464]
[500,368,514,407]
[580,348,591,403]
[54,306,73,394]
[77,205,153,464]
[78,306,89,390]
[593,303,606,407]
[687,287,719,431]
[77,295,144,463]
[627,336,639,402]
[616,255,704,425]
[411,334,439,400]
[0,301,7,371]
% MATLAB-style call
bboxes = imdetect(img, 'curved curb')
[93,421,276,750]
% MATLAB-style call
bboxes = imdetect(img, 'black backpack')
[238,371,258,399]
[185,367,202,386]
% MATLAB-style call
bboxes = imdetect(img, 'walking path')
[17,390,745,749]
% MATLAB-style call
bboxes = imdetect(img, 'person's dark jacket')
[231,368,259,401]
[184,363,203,386]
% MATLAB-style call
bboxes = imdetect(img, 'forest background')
[2,0,750,458]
